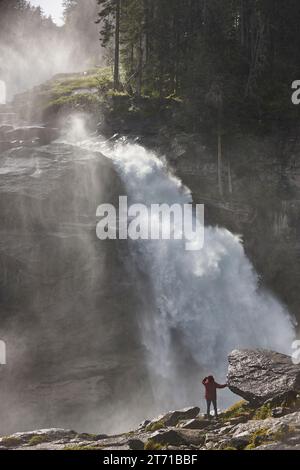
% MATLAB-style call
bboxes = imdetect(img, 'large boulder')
[228,349,300,406]
[149,428,204,448]
[146,407,200,430]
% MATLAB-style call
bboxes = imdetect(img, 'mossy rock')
[0,436,22,448]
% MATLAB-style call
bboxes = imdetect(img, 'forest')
[96,0,300,134]
[0,0,299,136]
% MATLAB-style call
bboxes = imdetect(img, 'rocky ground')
[1,349,300,451]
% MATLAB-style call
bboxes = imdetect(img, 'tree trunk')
[114,0,121,90]
[228,160,233,194]
[217,103,223,197]
[137,34,143,96]
[240,0,245,47]
[217,130,223,197]
[144,0,149,64]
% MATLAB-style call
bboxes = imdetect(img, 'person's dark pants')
[206,399,218,418]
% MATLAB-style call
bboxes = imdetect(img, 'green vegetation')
[245,428,271,450]
[64,444,103,451]
[145,420,166,432]
[46,92,100,113]
[222,400,251,421]
[0,436,22,448]
[44,68,113,111]
[27,435,49,446]
[144,440,165,451]
[252,403,273,420]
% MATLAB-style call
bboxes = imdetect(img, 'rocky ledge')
[1,349,300,451]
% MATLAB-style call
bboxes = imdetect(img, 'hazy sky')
[29,0,64,26]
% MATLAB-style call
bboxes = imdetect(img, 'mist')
[0,0,102,101]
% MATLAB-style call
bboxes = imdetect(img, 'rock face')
[0,141,151,436]
[228,349,300,405]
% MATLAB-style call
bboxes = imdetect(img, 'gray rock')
[255,442,300,450]
[149,430,187,447]
[138,420,151,430]
[228,349,300,406]
[128,439,144,450]
[180,418,211,430]
[271,407,291,418]
[226,416,249,425]
[148,406,200,429]
[149,428,204,448]
[224,436,250,450]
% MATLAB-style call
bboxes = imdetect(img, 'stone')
[271,407,291,418]
[180,418,210,430]
[228,349,300,406]
[148,406,200,429]
[138,420,150,430]
[149,430,187,447]
[149,428,204,448]
[128,439,144,450]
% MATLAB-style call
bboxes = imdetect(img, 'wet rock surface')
[0,135,151,436]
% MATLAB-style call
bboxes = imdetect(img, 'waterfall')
[65,125,295,412]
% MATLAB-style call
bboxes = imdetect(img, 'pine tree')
[97,0,121,90]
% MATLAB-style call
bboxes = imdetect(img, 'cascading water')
[69,124,295,412]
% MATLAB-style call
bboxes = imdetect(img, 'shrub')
[222,400,250,421]
[245,428,271,449]
[27,435,49,446]
[145,420,165,432]
[253,404,272,420]
[144,440,165,450]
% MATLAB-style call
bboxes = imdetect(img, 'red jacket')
[202,377,227,400]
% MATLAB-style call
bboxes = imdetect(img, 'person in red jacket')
[202,375,227,419]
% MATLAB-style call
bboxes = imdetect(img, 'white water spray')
[66,122,295,411]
